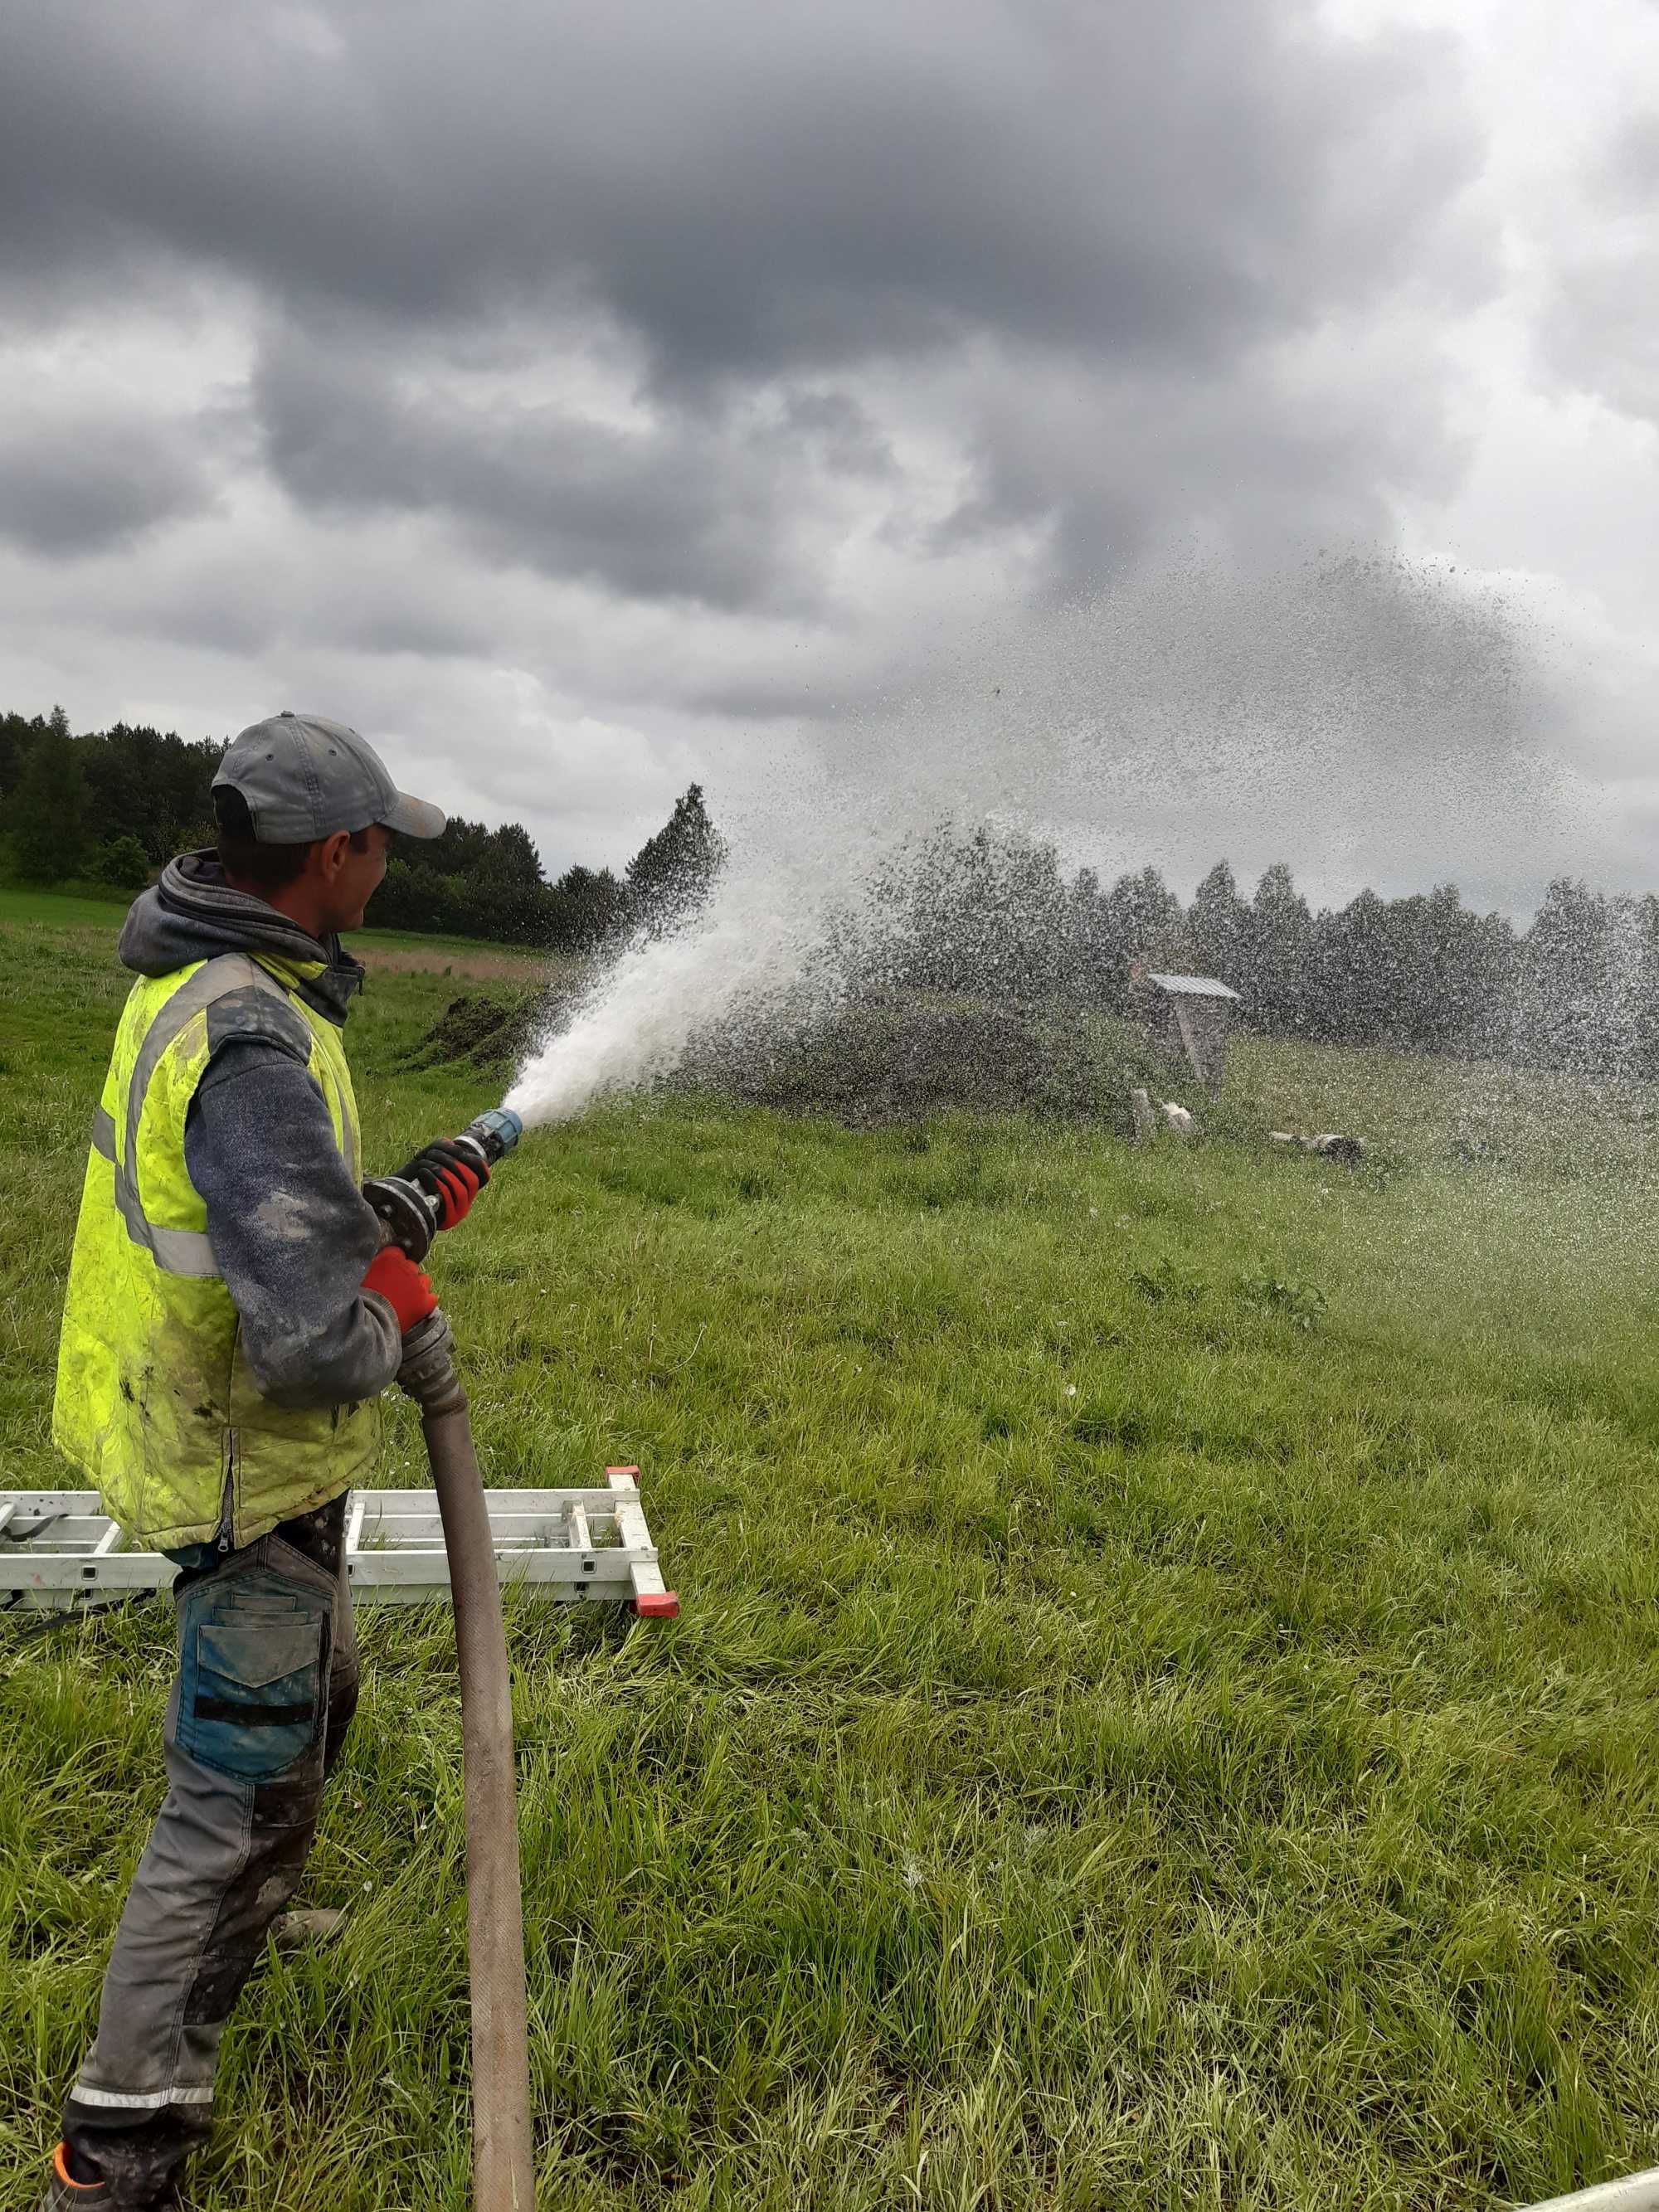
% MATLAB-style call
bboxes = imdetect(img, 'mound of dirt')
[670,996,1185,1132]
[404,986,1199,1133]
[399,990,557,1072]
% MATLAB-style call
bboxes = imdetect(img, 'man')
[41,712,488,2210]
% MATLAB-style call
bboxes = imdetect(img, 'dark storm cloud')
[250,326,893,609]
[2,1,1478,389]
[0,0,1501,788]
[0,410,215,557]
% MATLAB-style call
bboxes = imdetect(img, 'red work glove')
[430,1159,480,1229]
[406,1140,488,1230]
[362,1247,438,1334]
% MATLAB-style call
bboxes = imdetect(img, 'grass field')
[4,885,1659,2210]
[0,882,563,980]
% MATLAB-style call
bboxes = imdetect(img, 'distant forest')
[0,705,719,952]
[3,705,1652,1074]
[873,830,1657,1078]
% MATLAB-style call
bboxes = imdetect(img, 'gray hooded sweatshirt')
[117,852,402,1412]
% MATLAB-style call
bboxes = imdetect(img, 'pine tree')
[10,708,87,882]
[625,784,726,926]
[1188,860,1251,984]
[1248,863,1311,1031]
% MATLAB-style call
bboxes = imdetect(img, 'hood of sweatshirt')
[118,851,366,1027]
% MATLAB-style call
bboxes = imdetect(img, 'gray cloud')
[2,3,1477,383]
[925,323,1470,595]
[0,0,1491,628]
[17,0,1641,912]
[250,323,894,609]
[1540,113,1659,427]
[0,408,216,557]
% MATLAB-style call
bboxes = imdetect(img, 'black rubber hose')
[398,1309,536,2210]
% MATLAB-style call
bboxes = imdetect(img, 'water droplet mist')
[503,557,1564,1129]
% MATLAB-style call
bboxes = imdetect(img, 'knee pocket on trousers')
[177,1575,331,1782]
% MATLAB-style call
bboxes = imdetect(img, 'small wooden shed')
[1142,972,1241,1096]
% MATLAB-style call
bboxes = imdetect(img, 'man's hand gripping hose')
[364,1107,535,2210]
[360,1247,437,1333]
[362,1106,519,1266]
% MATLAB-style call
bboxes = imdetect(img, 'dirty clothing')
[50,855,401,2205]
[63,1495,358,2205]
[125,854,397,1414]
[53,853,400,1548]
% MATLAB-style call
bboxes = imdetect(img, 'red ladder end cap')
[631,1591,679,1618]
[606,1464,640,1478]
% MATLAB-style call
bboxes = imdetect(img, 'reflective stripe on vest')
[90,1101,217,1276]
[90,954,302,1277]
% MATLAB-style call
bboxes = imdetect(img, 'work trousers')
[63,1493,357,2203]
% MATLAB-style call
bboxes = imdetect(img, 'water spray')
[365,1102,533,2212]
[499,560,1567,1132]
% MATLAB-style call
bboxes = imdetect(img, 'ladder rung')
[0,1481,676,1616]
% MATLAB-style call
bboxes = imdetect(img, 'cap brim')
[382,792,447,839]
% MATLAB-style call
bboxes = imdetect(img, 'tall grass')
[3,894,1659,2208]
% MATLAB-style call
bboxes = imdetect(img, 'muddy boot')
[40,2137,182,2211]
[38,2143,119,2210]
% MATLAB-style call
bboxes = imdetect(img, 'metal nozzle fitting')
[462,1107,524,1164]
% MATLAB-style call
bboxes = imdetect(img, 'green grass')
[0,880,546,961]
[5,899,1659,2209]
[0,882,134,927]
[353,921,545,959]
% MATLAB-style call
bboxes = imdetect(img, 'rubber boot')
[39,2137,180,2211]
[37,2142,117,2209]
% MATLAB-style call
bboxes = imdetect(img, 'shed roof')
[1146,973,1241,1002]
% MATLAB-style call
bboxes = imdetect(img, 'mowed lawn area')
[4,887,1659,2210]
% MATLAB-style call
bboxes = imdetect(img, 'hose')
[1519,2175,1659,2210]
[398,1308,535,2211]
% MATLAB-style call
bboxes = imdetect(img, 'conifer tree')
[10,707,87,882]
[625,784,726,926]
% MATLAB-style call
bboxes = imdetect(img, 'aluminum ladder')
[0,1466,677,1616]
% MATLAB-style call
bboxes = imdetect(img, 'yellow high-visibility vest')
[53,952,381,1548]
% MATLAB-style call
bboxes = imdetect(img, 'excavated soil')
[669,998,1170,1131]
[398,990,557,1071]
[404,988,1190,1132]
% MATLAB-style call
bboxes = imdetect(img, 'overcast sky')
[1,0,1654,907]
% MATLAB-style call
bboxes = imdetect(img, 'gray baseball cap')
[213,712,447,842]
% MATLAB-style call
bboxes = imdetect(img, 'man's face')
[319,823,394,932]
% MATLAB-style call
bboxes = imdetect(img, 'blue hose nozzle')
[464,1107,524,1165]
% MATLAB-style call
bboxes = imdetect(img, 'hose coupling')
[396,1307,468,1416]
[364,1172,439,1262]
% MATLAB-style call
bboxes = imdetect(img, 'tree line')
[0,707,722,952]
[876,829,1659,1079]
[3,705,1652,1074]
